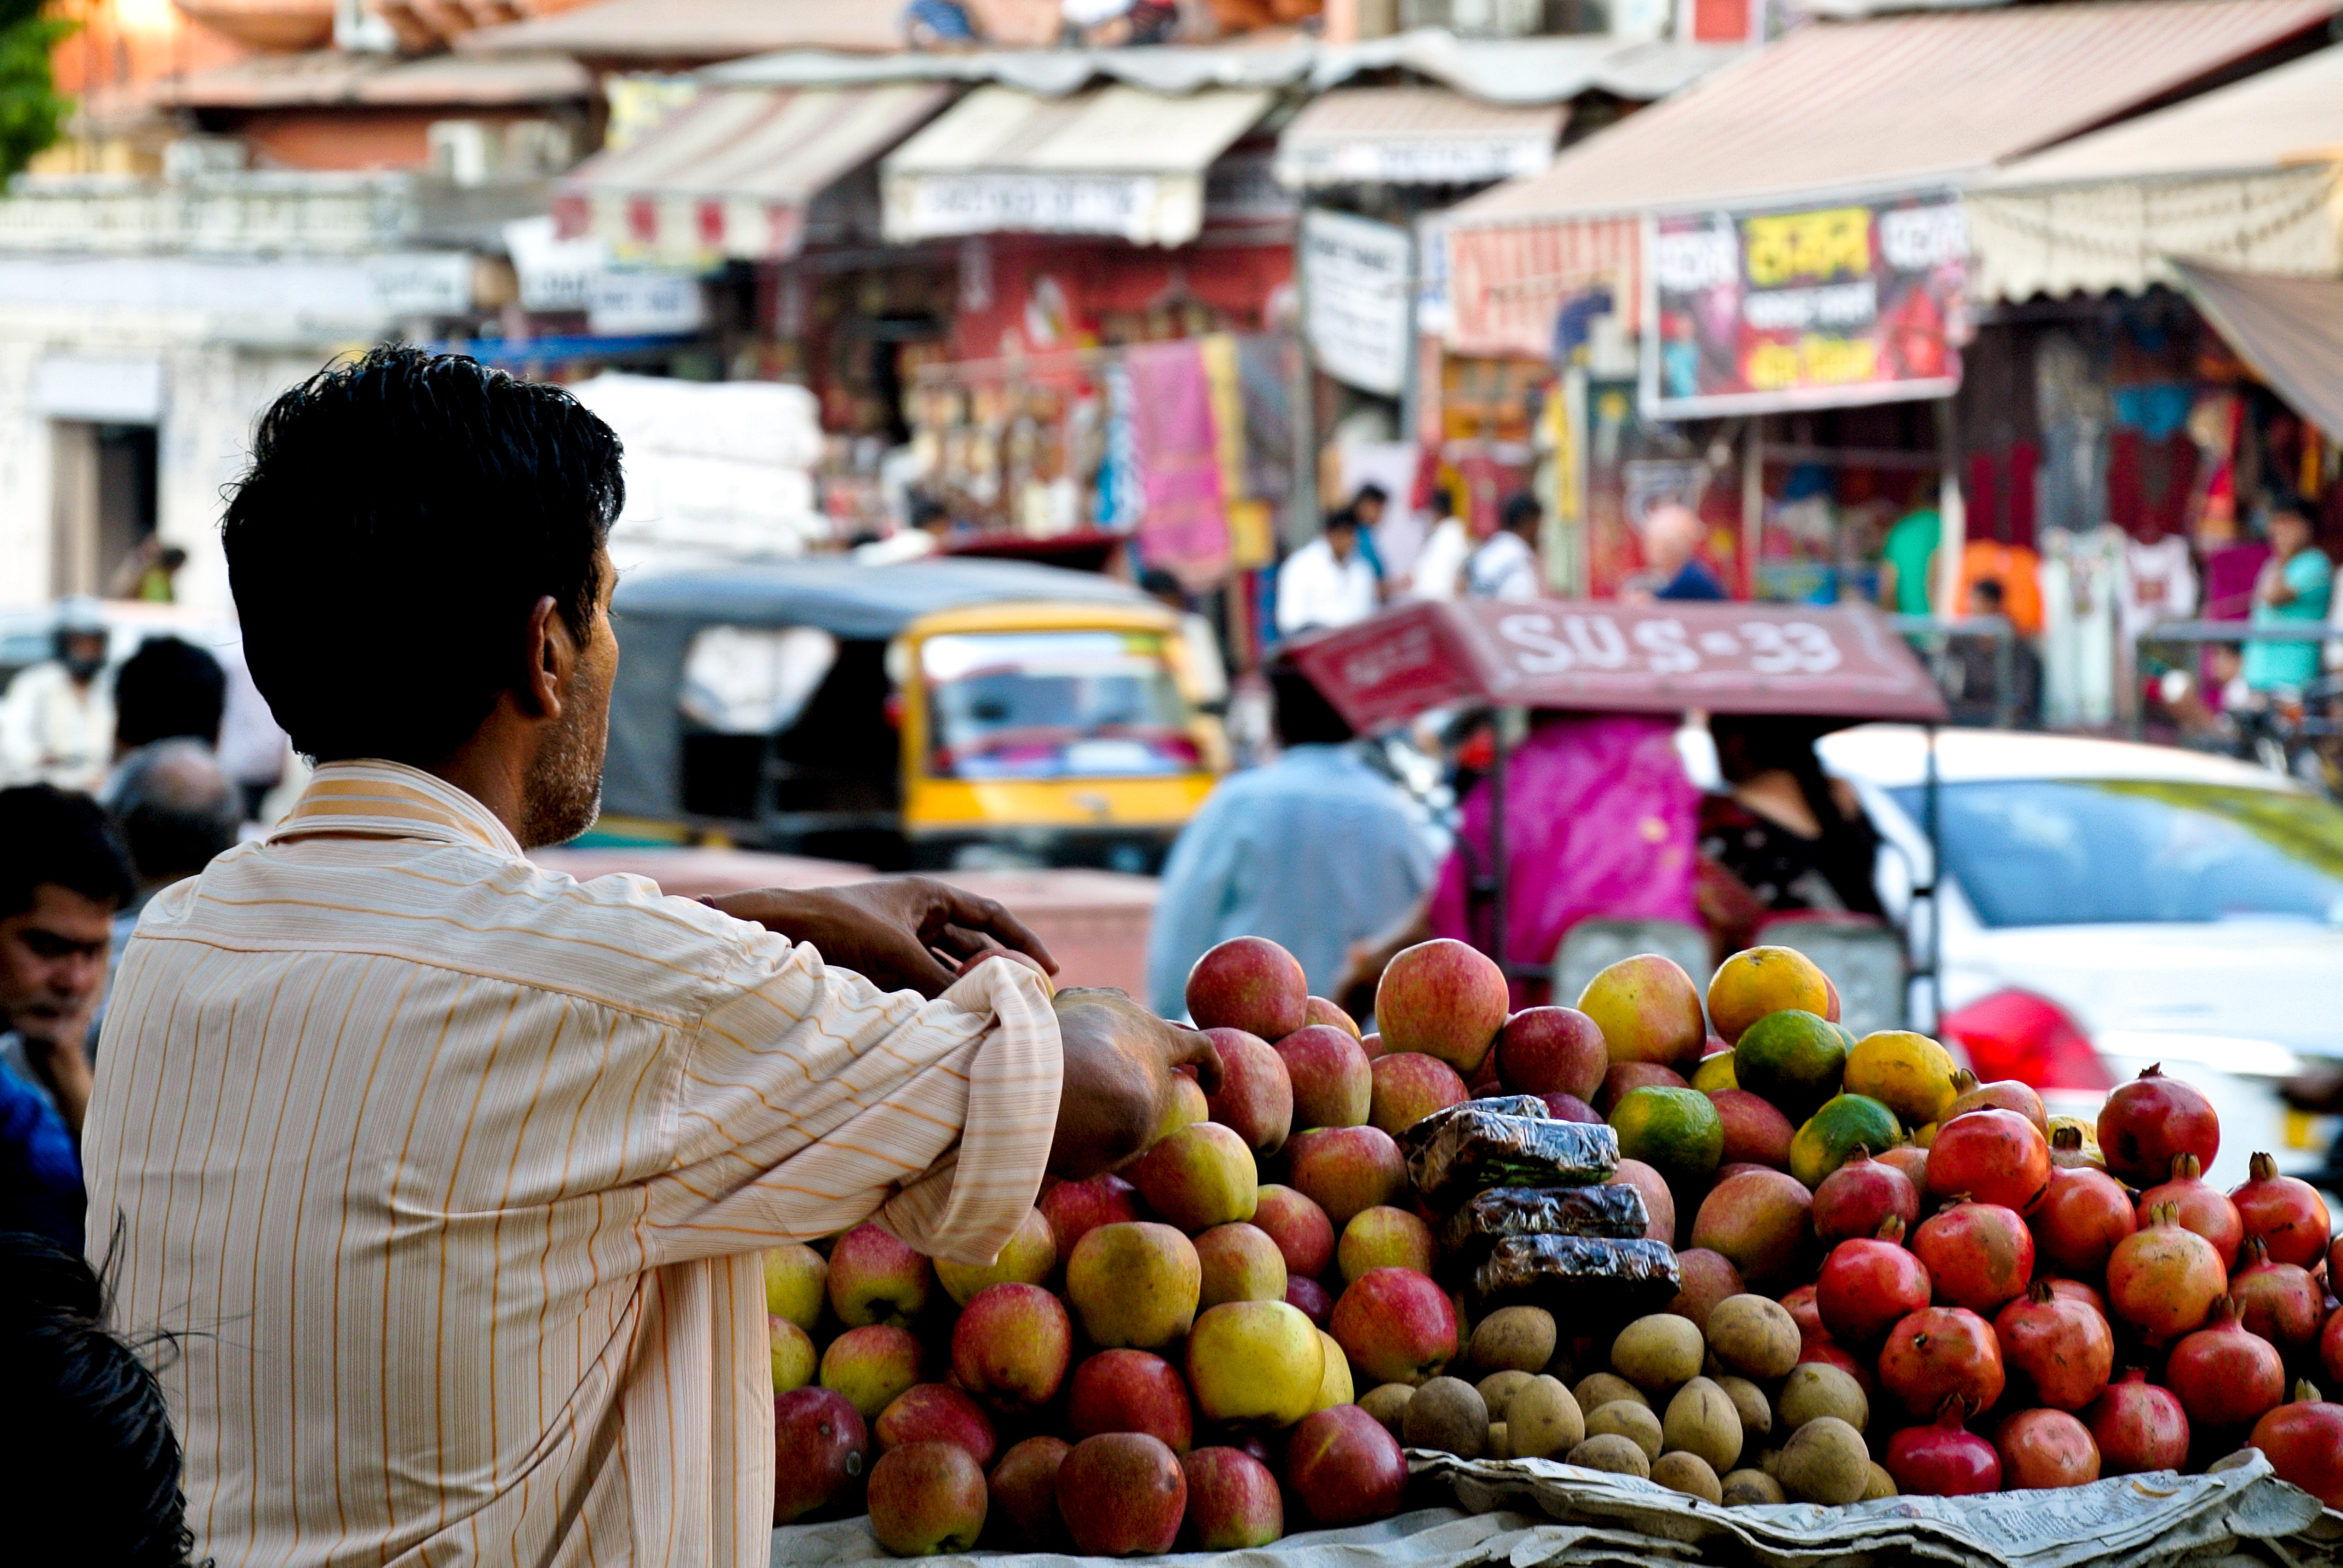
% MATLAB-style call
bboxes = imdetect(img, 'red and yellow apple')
[1066,1221,1201,1350]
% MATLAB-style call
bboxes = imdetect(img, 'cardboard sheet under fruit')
[770,1451,2343,1568]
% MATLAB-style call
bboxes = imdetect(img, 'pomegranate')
[2232,1152,2332,1270]
[1911,1199,2034,1317]
[2028,1163,2137,1278]
[2230,1237,2324,1356]
[2084,1367,2190,1475]
[1817,1218,1933,1351]
[1879,1305,2005,1417]
[1946,1074,2049,1132]
[2249,1381,2343,1507]
[1812,1147,1921,1247]
[1993,1279,2113,1412]
[2041,1276,2108,1318]
[1779,1282,1826,1348]
[2106,1203,2226,1346]
[2163,1296,2285,1432]
[1994,1408,2100,1489]
[1926,1109,2052,1215]
[2097,1063,2219,1187]
[1886,1397,2001,1496]
[2047,1123,2102,1171]
[2135,1153,2243,1270]
[1875,1144,1932,1195]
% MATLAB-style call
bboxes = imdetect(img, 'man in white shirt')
[1467,493,1543,602]
[1407,486,1473,601]
[1276,510,1380,635]
[0,599,113,793]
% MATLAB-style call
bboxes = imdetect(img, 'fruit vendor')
[82,348,1217,1568]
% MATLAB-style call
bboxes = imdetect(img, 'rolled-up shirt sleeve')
[647,940,1062,1269]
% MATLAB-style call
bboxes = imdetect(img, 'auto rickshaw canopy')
[605,557,1153,822]
[1282,599,1950,731]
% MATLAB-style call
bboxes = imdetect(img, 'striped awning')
[552,83,952,265]
[880,85,1274,248]
[1275,88,1565,189]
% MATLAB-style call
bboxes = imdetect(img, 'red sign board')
[1283,600,1949,733]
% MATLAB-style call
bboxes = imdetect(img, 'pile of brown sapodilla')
[770,935,2343,1555]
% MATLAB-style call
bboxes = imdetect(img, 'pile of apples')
[767,933,1515,1555]
[769,932,2343,1557]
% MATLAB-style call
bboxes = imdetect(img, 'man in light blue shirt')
[2244,500,2333,696]
[1149,661,1435,1016]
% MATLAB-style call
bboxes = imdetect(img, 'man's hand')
[1049,989,1223,1180]
[15,1011,95,1137]
[704,877,1058,999]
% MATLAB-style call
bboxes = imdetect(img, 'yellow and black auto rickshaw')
[599,557,1223,871]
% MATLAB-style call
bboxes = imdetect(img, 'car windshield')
[1888,778,2343,928]
[922,629,1198,781]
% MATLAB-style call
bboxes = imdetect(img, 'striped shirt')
[84,760,1063,1568]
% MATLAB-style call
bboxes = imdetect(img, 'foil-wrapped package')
[1438,1184,1652,1263]
[1395,1096,1550,1166]
[1405,1108,1618,1211]
[1468,1235,1682,1322]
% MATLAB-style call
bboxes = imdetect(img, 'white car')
[1818,725,2343,1189]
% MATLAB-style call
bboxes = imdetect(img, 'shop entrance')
[50,420,158,597]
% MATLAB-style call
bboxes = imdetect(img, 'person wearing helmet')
[0,598,113,793]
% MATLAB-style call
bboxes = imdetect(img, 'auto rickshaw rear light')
[1939,988,2112,1093]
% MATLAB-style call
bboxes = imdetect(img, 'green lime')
[1609,1086,1725,1187]
[1789,1094,1904,1190]
[1733,1010,1849,1123]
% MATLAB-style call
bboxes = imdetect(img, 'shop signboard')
[898,172,1171,241]
[1302,207,1414,399]
[1642,192,1967,417]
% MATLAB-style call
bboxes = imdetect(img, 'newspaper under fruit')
[769,1448,2340,1568]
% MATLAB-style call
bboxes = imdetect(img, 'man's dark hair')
[1353,482,1389,507]
[1430,485,1455,516]
[112,742,242,888]
[113,637,226,752]
[1137,567,1185,602]
[1268,658,1354,746]
[222,347,624,765]
[1970,577,2007,611]
[1502,492,1542,535]
[0,1231,197,1568]
[1,786,135,920]
[1323,508,1360,535]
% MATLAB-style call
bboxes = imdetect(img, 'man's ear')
[520,595,565,719]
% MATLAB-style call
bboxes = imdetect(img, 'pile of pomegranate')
[1804,1071,2340,1499]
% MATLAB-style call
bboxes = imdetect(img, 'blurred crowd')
[0,599,300,1255]
[1272,486,1730,639]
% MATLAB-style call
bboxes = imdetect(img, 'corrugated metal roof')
[2175,260,2343,439]
[554,83,950,261]
[1450,0,2342,227]
[1276,87,1565,186]
[699,30,1740,107]
[457,0,901,59]
[1990,39,2343,185]
[152,48,591,108]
